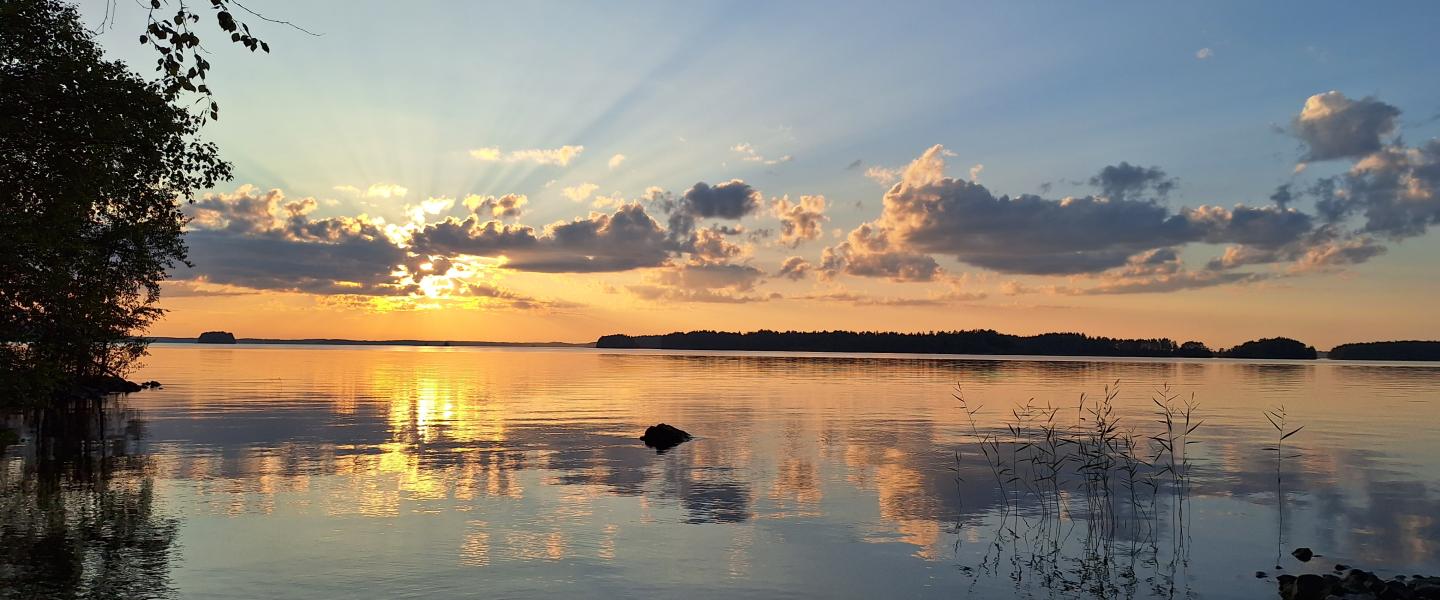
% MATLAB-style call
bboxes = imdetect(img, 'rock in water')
[639,424,692,453]
[1292,547,1314,562]
[1277,573,1327,600]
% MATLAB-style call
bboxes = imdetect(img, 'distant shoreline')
[148,337,593,348]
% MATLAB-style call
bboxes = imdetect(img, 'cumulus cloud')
[463,193,527,219]
[409,203,673,273]
[776,256,813,280]
[1316,140,1440,238]
[608,153,626,169]
[180,186,412,295]
[1292,91,1400,163]
[562,182,600,202]
[1195,47,1213,60]
[770,195,828,247]
[838,145,1314,276]
[470,145,585,166]
[820,223,941,282]
[1088,162,1176,201]
[679,180,761,219]
[663,180,762,241]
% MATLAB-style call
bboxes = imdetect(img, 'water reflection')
[1,347,1437,598]
[1,400,178,600]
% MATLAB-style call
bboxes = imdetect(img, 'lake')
[4,345,1439,599]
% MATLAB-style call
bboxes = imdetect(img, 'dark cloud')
[663,180,761,244]
[176,187,411,295]
[410,203,673,272]
[679,180,760,220]
[863,147,1313,275]
[1270,183,1295,209]
[1292,91,1400,162]
[845,159,863,171]
[1088,162,1176,200]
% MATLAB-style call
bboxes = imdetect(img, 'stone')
[1293,547,1315,562]
[639,423,692,453]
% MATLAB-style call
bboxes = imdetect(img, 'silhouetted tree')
[1,0,231,403]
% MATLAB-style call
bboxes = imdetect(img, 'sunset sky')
[84,1,1440,347]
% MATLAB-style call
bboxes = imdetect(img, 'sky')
[81,1,1440,347]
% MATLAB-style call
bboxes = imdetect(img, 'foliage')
[1328,340,1440,361]
[599,329,1198,357]
[1218,337,1317,360]
[0,0,231,404]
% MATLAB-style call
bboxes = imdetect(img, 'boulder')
[639,423,692,453]
[1293,547,1315,562]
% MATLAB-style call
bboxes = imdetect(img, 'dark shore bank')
[597,330,1440,361]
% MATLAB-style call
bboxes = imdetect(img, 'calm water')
[4,345,1440,599]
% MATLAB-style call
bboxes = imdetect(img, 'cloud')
[864,166,902,186]
[969,164,984,182]
[1292,91,1400,162]
[334,183,410,199]
[845,159,863,171]
[770,195,828,247]
[628,263,770,304]
[1064,269,1267,295]
[683,226,744,263]
[409,203,673,273]
[1088,162,1176,200]
[820,223,941,282]
[841,145,1312,276]
[776,256,813,280]
[732,142,792,166]
[179,186,412,295]
[1195,47,1213,60]
[608,153,626,169]
[562,182,600,202]
[657,263,764,292]
[1316,140,1440,238]
[470,145,585,166]
[463,193,527,219]
[679,180,761,219]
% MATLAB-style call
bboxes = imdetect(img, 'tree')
[1,0,231,402]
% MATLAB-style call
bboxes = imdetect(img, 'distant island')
[1217,337,1317,360]
[196,331,237,344]
[597,330,1330,359]
[1328,341,1440,361]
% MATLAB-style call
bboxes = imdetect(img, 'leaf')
[1281,426,1304,440]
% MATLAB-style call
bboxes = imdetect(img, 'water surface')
[3,345,1439,599]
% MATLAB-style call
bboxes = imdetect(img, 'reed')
[954,380,1207,596]
[1263,405,1303,568]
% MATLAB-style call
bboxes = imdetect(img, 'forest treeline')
[596,330,1327,359]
